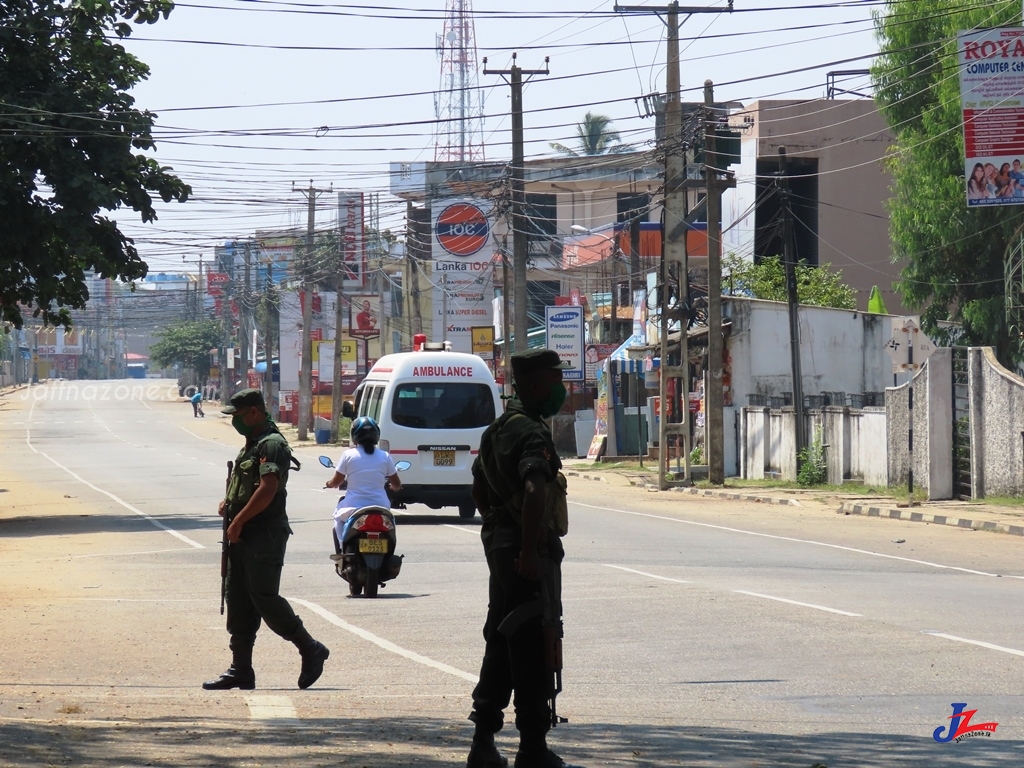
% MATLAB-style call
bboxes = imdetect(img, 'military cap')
[511,348,571,380]
[222,388,266,414]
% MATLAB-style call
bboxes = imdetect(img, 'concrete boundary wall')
[971,347,1024,497]
[740,406,886,486]
[886,348,952,500]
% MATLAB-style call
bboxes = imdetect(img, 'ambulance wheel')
[458,502,476,519]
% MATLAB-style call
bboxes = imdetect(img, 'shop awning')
[608,333,645,373]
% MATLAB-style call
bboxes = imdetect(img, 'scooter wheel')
[364,566,380,598]
[348,580,362,597]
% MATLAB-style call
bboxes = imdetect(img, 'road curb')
[618,474,801,506]
[672,486,801,506]
[563,471,608,483]
[837,501,1024,537]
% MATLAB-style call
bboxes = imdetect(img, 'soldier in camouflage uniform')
[467,350,582,768]
[203,389,330,691]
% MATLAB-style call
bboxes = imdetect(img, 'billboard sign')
[431,198,496,353]
[959,28,1024,207]
[545,306,584,381]
[339,192,366,289]
[349,295,381,339]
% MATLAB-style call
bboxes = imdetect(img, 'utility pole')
[407,201,426,337]
[331,226,346,444]
[615,0,732,490]
[221,255,233,406]
[292,179,332,442]
[264,260,276,412]
[484,53,549,354]
[704,80,725,485]
[500,234,513,393]
[777,147,805,465]
[240,241,252,389]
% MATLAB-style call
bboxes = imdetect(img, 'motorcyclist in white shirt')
[325,417,402,542]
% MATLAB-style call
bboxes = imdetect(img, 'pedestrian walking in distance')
[190,389,205,418]
[203,389,330,691]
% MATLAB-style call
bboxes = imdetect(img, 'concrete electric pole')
[484,53,549,354]
[615,1,732,489]
[293,180,332,442]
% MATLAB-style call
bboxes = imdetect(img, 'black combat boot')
[514,735,583,768]
[288,622,330,690]
[466,729,508,768]
[202,643,255,690]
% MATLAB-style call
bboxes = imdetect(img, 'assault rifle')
[220,460,233,615]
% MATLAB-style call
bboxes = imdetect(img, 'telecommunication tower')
[434,0,485,162]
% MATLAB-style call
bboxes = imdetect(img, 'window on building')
[754,157,819,266]
[617,193,650,223]
[527,280,560,328]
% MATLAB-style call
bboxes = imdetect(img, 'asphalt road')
[2,379,1024,767]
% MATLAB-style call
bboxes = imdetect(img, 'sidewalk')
[561,458,1024,538]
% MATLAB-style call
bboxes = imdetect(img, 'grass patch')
[969,495,1024,508]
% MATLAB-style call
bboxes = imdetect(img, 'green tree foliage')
[0,0,191,330]
[149,320,221,384]
[550,112,634,156]
[723,255,856,309]
[872,0,1021,360]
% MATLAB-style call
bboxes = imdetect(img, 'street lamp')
[570,225,624,343]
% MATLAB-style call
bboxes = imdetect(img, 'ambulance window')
[365,386,384,422]
[391,383,495,429]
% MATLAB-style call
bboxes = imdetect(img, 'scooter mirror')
[394,461,411,472]
[318,455,335,469]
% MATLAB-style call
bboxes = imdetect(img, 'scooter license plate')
[359,538,388,554]
[433,449,455,466]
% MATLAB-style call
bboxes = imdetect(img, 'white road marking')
[0,548,198,565]
[603,564,690,584]
[25,401,204,549]
[922,631,1024,658]
[289,597,478,683]
[73,598,208,602]
[733,590,862,617]
[572,501,1021,579]
[245,695,300,723]
[180,425,231,447]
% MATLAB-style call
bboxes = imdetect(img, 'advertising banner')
[584,343,617,382]
[959,28,1024,207]
[349,295,381,339]
[471,326,495,356]
[316,338,358,381]
[431,198,496,353]
[338,192,366,289]
[545,306,585,381]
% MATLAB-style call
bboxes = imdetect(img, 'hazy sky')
[118,0,885,272]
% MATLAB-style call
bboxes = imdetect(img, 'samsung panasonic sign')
[548,311,578,324]
[545,305,584,381]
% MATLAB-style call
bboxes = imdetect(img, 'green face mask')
[232,413,255,437]
[539,382,567,418]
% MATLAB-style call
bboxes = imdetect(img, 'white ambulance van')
[351,340,502,518]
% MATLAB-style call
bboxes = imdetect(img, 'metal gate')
[951,346,972,499]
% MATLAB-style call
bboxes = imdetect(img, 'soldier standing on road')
[467,349,581,768]
[203,389,330,691]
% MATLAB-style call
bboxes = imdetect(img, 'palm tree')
[550,112,634,157]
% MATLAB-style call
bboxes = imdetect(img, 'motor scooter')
[318,456,409,598]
